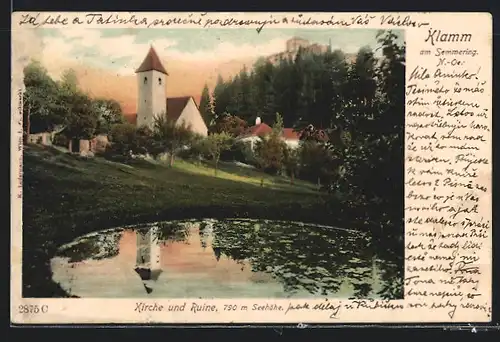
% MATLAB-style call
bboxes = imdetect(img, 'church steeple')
[135,45,168,128]
[136,46,168,75]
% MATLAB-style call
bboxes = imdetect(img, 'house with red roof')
[236,117,301,149]
[130,46,208,137]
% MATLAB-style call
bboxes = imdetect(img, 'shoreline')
[23,203,345,298]
[21,146,402,298]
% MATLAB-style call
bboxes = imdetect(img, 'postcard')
[11,12,492,324]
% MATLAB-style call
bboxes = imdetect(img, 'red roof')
[166,96,192,123]
[283,128,300,140]
[135,46,168,75]
[124,96,198,125]
[240,123,273,138]
[239,124,300,141]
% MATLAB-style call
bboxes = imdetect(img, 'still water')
[50,219,400,299]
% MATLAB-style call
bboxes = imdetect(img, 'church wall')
[136,70,167,128]
[176,98,208,137]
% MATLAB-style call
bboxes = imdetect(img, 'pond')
[50,219,402,299]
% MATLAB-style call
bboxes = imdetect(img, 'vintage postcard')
[11,12,492,324]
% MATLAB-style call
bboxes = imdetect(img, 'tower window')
[158,78,162,85]
[144,77,148,84]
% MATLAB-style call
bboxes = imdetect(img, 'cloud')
[38,28,291,76]
[40,29,178,76]
[36,28,391,78]
[167,37,290,62]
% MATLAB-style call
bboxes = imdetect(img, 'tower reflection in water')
[134,227,162,293]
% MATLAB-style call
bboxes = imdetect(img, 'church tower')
[135,227,162,282]
[135,46,168,128]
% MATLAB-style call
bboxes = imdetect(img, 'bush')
[240,141,258,166]
[107,123,139,159]
[176,137,208,162]
[254,135,286,175]
[220,140,254,164]
[298,141,339,187]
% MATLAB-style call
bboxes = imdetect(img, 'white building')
[134,46,208,137]
[236,117,301,150]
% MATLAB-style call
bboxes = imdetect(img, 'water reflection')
[134,227,162,294]
[50,219,402,299]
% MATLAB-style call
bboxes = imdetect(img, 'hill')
[22,145,330,297]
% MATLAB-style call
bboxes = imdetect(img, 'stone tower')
[135,46,168,128]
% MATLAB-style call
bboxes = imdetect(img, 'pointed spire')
[136,46,168,75]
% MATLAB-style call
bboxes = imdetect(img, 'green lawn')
[172,158,319,193]
[22,145,335,297]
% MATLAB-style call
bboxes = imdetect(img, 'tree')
[152,114,195,167]
[332,31,405,208]
[283,146,300,185]
[298,140,337,189]
[199,84,213,127]
[135,125,156,156]
[108,123,139,158]
[50,67,102,142]
[212,75,231,119]
[60,68,79,92]
[63,92,99,140]
[204,132,233,176]
[189,136,209,165]
[107,123,156,159]
[299,124,330,143]
[236,66,255,121]
[94,98,124,134]
[254,113,286,177]
[22,60,64,140]
[252,61,277,123]
[272,112,284,135]
[323,31,405,286]
[353,46,377,107]
[210,113,248,137]
[226,75,243,116]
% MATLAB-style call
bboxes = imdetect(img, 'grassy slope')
[173,158,319,194]
[22,145,332,297]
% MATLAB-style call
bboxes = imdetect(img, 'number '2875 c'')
[18,305,49,314]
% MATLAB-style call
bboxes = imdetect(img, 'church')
[132,46,208,137]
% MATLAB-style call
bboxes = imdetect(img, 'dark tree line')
[200,30,405,261]
[201,42,366,130]
[326,30,405,266]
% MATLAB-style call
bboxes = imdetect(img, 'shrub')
[220,140,254,164]
[240,141,258,166]
[107,123,138,159]
[254,135,286,175]
[298,141,339,188]
[176,136,208,162]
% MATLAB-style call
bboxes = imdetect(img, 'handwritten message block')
[10,12,492,324]
[403,25,491,320]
